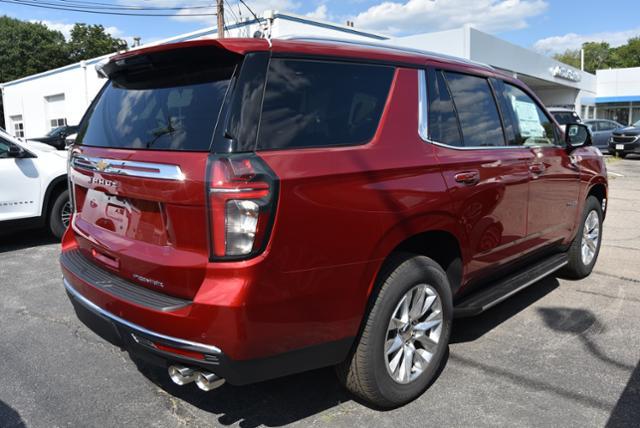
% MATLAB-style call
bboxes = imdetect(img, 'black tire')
[619,153,627,159]
[49,190,70,240]
[561,196,603,279]
[336,253,453,408]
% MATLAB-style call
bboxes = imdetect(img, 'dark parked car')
[30,125,78,150]
[609,119,640,158]
[60,38,608,408]
[584,119,624,153]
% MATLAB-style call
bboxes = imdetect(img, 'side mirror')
[565,123,592,149]
[7,144,24,158]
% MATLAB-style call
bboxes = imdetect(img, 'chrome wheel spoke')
[415,334,439,353]
[385,335,403,356]
[409,286,426,320]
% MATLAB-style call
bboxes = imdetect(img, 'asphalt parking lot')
[1,157,639,428]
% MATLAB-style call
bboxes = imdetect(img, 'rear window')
[256,59,394,150]
[77,47,237,151]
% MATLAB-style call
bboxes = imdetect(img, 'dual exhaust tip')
[168,365,225,391]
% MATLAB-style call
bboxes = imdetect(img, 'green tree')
[613,37,640,68]
[553,49,581,69]
[68,23,127,62]
[0,18,128,128]
[553,37,640,73]
[0,16,70,128]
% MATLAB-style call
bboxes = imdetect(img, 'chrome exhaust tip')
[168,365,197,385]
[195,371,225,391]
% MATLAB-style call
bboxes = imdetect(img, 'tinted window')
[0,137,10,158]
[427,69,463,147]
[598,121,616,131]
[78,60,235,151]
[443,72,505,147]
[552,111,580,125]
[490,78,518,146]
[502,83,556,146]
[257,59,393,150]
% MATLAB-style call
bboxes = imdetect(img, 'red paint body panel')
[61,38,608,367]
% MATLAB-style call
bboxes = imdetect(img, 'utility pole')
[217,0,225,39]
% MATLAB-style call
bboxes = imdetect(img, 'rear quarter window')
[256,59,394,150]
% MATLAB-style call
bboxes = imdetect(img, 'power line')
[39,0,216,10]
[0,0,218,16]
[238,0,260,23]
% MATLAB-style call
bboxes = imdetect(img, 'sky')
[1,0,639,55]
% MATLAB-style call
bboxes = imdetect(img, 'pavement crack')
[593,271,640,284]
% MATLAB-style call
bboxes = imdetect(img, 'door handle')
[454,170,480,185]
[529,163,546,174]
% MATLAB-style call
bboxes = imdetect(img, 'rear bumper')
[61,249,354,385]
[65,277,353,385]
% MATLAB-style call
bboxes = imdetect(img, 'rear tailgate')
[70,148,209,300]
[67,43,243,300]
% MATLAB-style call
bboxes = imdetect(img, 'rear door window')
[427,69,463,147]
[256,59,394,150]
[443,71,506,147]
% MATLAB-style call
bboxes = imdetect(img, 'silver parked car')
[584,119,624,153]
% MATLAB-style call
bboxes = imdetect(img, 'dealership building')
[2,11,639,140]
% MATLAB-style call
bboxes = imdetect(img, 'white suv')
[0,128,69,238]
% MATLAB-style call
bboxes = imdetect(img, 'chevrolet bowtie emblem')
[95,160,110,172]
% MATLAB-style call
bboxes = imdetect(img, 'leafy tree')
[553,49,581,69]
[614,37,640,68]
[0,18,127,128]
[67,23,127,62]
[0,16,70,128]
[554,37,640,73]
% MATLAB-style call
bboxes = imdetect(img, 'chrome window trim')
[71,154,184,181]
[418,69,429,142]
[64,278,222,355]
[417,69,563,151]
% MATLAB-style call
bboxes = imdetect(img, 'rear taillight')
[207,155,278,260]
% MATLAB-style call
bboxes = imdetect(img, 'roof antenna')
[239,0,272,47]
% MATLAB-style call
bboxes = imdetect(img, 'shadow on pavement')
[132,347,450,425]
[135,361,351,427]
[537,307,639,426]
[450,276,560,344]
[0,228,58,254]
[0,400,26,427]
[538,307,634,371]
[606,360,640,427]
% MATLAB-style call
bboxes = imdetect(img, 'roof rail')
[278,35,494,71]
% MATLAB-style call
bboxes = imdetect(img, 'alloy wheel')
[581,210,600,266]
[61,201,72,229]
[384,284,443,384]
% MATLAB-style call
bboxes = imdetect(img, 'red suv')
[61,38,607,407]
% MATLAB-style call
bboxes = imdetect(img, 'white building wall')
[596,67,640,97]
[389,28,467,58]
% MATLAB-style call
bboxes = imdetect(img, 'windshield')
[76,46,238,151]
[46,126,65,138]
[634,120,640,127]
[552,111,580,125]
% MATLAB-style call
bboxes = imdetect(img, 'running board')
[453,253,568,318]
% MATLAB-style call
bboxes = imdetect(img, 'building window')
[10,115,24,138]
[50,118,67,129]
